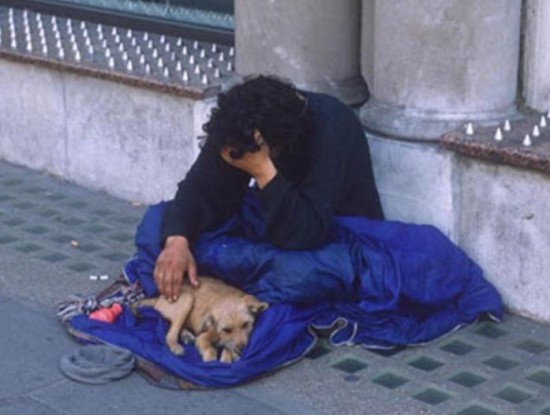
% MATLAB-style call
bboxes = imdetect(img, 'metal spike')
[207,58,214,68]
[170,51,176,61]
[194,64,201,75]
[147,40,153,49]
[226,61,233,71]
[228,46,235,57]
[201,74,209,85]
[157,57,164,68]
[214,68,221,78]
[165,43,170,52]
[118,43,124,52]
[101,39,108,49]
[80,21,86,30]
[97,24,103,33]
[108,56,115,69]
[98,32,104,41]
[540,116,547,128]
[145,63,151,74]
[58,48,65,59]
[111,27,117,36]
[152,48,158,58]
[503,119,511,132]
[42,45,48,55]
[115,34,121,44]
[533,125,540,137]
[176,38,183,47]
[211,43,217,53]
[139,55,146,65]
[122,51,128,61]
[494,127,503,141]
[74,50,81,62]
[136,45,142,55]
[176,61,182,72]
[105,48,111,58]
[131,38,137,47]
[218,52,225,62]
[193,40,199,49]
[182,45,188,55]
[189,55,195,65]
[143,32,149,41]
[523,134,532,147]
[163,67,170,78]
[182,70,189,83]
[465,122,474,136]
[200,49,206,59]
[88,45,94,55]
[127,29,132,38]
[160,35,166,44]
[126,60,133,72]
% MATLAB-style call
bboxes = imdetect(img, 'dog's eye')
[241,322,250,329]
[222,327,233,334]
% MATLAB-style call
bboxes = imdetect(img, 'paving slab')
[2,159,550,415]
[30,375,288,415]
[0,296,75,401]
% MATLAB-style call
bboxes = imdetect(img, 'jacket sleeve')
[256,107,359,250]
[161,143,250,246]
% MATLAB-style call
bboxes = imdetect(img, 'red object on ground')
[89,303,123,323]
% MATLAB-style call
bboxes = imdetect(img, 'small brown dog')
[137,277,268,363]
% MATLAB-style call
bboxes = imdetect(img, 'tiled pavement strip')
[1,160,550,415]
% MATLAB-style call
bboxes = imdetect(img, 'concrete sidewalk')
[1,159,550,415]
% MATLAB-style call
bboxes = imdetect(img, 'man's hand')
[154,235,198,302]
[220,130,278,189]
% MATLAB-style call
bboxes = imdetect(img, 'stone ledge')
[0,49,219,100]
[440,113,550,175]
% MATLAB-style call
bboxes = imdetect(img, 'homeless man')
[155,75,384,302]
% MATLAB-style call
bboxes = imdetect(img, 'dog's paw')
[220,349,239,364]
[169,343,185,356]
[201,348,217,362]
[180,329,196,344]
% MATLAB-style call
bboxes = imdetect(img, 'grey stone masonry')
[523,0,550,112]
[235,0,368,105]
[361,0,522,139]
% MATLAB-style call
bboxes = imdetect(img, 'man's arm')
[222,105,377,250]
[259,99,382,249]
[156,143,250,301]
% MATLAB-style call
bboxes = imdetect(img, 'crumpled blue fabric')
[68,193,503,388]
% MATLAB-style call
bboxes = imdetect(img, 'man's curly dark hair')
[203,75,313,159]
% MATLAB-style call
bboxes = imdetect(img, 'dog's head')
[203,294,268,355]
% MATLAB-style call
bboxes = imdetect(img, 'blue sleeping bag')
[67,193,503,388]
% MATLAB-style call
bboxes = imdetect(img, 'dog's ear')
[243,295,269,315]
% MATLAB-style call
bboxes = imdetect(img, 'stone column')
[361,0,522,139]
[234,0,368,105]
[523,0,550,112]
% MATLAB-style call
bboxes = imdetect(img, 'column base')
[361,98,518,140]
